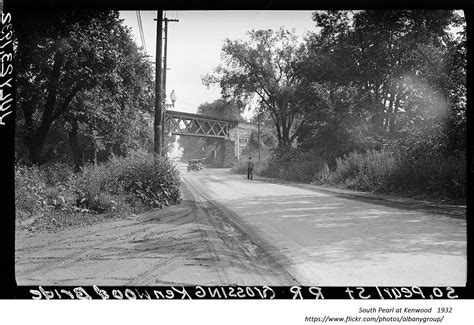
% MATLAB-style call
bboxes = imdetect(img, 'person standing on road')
[247,156,255,180]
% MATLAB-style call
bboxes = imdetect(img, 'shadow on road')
[206,193,466,266]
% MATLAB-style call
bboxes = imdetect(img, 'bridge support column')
[222,139,236,168]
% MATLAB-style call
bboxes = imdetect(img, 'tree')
[65,27,155,169]
[14,10,144,164]
[203,28,307,148]
[296,10,463,162]
[347,10,458,136]
[197,99,244,122]
[443,22,466,156]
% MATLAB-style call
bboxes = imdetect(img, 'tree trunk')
[29,122,54,164]
[28,48,64,164]
[68,119,84,172]
[20,99,35,147]
[273,114,283,146]
[389,93,401,135]
[281,118,289,147]
[384,93,395,132]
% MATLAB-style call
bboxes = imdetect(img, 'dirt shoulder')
[15,179,295,286]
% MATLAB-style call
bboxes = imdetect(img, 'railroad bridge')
[163,110,261,166]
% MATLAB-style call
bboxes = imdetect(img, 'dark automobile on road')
[187,159,203,171]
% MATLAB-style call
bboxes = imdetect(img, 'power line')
[138,11,147,52]
[136,10,147,53]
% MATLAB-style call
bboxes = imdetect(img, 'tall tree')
[196,99,244,122]
[203,28,307,148]
[296,9,463,162]
[64,26,155,169]
[347,10,457,135]
[14,10,140,164]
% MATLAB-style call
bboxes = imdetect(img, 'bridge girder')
[163,110,237,139]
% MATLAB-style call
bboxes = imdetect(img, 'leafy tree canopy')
[14,10,155,167]
[203,28,308,148]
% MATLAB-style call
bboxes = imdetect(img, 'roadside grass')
[231,148,465,204]
[15,150,181,232]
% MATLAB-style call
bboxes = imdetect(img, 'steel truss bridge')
[163,110,238,139]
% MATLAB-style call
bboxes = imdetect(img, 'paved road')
[181,166,466,286]
[16,165,466,286]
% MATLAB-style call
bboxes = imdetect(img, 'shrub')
[15,163,88,219]
[42,183,78,211]
[390,152,465,201]
[81,151,182,209]
[361,150,395,191]
[233,148,326,183]
[15,150,182,231]
[386,127,466,201]
[268,148,326,182]
[313,161,331,184]
[15,165,48,219]
[280,155,325,183]
[331,151,365,184]
[327,149,395,192]
[231,137,465,202]
[41,163,74,186]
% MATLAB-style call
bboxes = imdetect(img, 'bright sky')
[119,11,317,117]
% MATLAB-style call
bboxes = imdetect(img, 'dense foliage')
[223,10,466,202]
[297,10,466,160]
[14,10,155,168]
[203,28,307,147]
[16,152,181,232]
[14,11,182,231]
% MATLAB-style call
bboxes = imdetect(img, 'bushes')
[15,151,182,230]
[233,144,464,202]
[75,151,181,211]
[106,151,181,208]
[327,150,395,192]
[232,148,326,183]
[15,165,48,219]
[280,155,325,182]
[390,152,465,200]
[15,164,86,219]
[264,148,326,182]
[386,127,466,201]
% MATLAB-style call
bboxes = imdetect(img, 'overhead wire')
[136,10,147,53]
[139,11,147,52]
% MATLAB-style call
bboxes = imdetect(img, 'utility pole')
[161,15,179,155]
[163,16,179,101]
[154,10,163,156]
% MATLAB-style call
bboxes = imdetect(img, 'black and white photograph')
[1,1,471,323]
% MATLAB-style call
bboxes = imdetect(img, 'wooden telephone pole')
[161,16,179,153]
[154,10,163,156]
[163,16,179,101]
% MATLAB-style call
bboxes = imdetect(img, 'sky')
[119,11,317,118]
[120,10,464,120]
